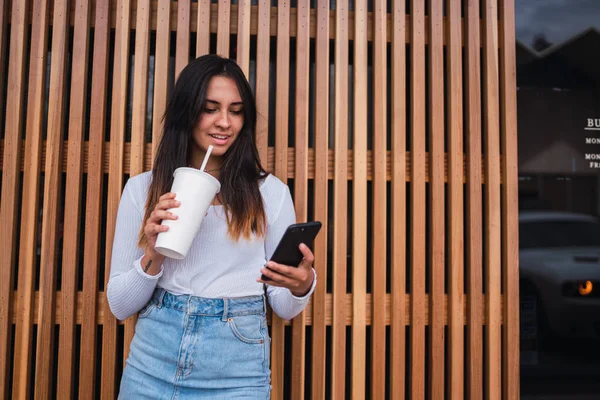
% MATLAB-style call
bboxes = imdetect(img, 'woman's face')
[191,76,245,161]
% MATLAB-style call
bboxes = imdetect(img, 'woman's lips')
[209,134,230,145]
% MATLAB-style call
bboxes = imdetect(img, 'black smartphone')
[261,221,322,281]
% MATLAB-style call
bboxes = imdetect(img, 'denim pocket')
[227,315,265,344]
[138,301,158,319]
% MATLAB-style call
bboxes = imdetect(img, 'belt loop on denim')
[222,298,229,322]
[156,288,166,308]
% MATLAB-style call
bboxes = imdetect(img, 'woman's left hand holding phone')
[141,192,180,275]
[257,244,315,297]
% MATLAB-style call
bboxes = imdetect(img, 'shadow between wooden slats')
[483,1,502,399]
[79,0,110,396]
[0,0,29,397]
[465,0,484,398]
[499,0,520,398]
[428,1,445,399]
[102,1,131,398]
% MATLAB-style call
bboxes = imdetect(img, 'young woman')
[107,55,316,399]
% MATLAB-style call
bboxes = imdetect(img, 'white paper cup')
[154,167,221,259]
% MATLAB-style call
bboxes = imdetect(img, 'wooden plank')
[465,0,484,398]
[483,1,502,399]
[14,291,500,326]
[428,0,445,398]
[216,0,230,57]
[271,3,291,398]
[55,0,90,398]
[0,0,28,395]
[235,0,251,76]
[254,0,270,167]
[196,0,211,56]
[312,0,329,398]
[331,0,348,398]
[124,0,151,366]
[499,1,520,398]
[371,0,387,398]
[15,0,50,397]
[0,0,9,138]
[1,140,497,184]
[102,0,131,398]
[290,2,310,398]
[351,0,368,397]
[175,0,190,78]
[389,0,407,398]
[152,0,170,156]
[447,0,465,399]
[409,1,426,398]
[78,0,110,396]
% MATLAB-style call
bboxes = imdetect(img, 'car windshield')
[519,220,600,249]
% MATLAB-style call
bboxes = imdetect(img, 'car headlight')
[578,280,593,296]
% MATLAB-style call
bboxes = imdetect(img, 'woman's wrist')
[141,247,165,276]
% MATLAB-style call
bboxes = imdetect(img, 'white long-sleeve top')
[106,171,316,321]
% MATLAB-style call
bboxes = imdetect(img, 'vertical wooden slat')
[175,0,190,78]
[499,0,520,398]
[428,0,445,398]
[123,0,151,365]
[216,0,230,57]
[196,0,211,57]
[410,0,426,398]
[0,0,29,395]
[16,0,49,397]
[152,0,170,156]
[390,0,406,398]
[312,0,328,398]
[102,0,131,398]
[352,0,368,397]
[447,0,465,399]
[331,0,348,398]
[131,0,150,177]
[79,0,109,396]
[466,0,483,398]
[56,0,90,398]
[290,2,310,398]
[236,0,251,76]
[483,0,502,399]
[271,2,290,399]
[371,0,387,398]
[0,0,9,135]
[255,0,270,166]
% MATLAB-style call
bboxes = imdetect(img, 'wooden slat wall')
[0,1,521,399]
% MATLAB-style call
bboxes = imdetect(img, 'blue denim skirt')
[118,288,271,399]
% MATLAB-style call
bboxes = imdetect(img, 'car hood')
[520,247,600,279]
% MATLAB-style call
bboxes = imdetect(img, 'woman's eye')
[203,108,217,113]
[231,109,243,115]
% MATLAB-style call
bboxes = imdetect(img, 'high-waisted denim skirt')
[118,288,271,399]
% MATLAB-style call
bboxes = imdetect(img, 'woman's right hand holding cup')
[141,192,180,275]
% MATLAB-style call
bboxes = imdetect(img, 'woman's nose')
[215,111,231,129]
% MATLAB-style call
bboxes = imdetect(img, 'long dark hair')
[139,55,268,245]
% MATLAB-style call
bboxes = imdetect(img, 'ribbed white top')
[106,172,316,321]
